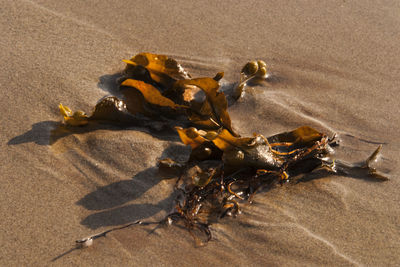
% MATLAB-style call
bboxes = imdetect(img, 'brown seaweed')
[60,53,235,136]
[234,60,268,99]
[173,78,237,135]
[121,79,188,110]
[123,52,191,88]
[63,53,388,247]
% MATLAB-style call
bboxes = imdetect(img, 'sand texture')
[1,0,400,265]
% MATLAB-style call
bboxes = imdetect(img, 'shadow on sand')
[7,117,182,147]
[7,70,186,235]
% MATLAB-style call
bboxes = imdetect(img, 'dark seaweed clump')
[62,53,387,246]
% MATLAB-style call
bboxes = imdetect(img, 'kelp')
[64,53,388,247]
[159,126,386,243]
[123,52,191,88]
[173,78,237,135]
[60,53,234,136]
[234,60,268,99]
[121,79,187,110]
[59,97,134,126]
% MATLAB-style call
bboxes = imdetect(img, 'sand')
[1,0,399,265]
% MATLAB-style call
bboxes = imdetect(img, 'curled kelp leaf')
[121,79,188,110]
[164,72,225,106]
[175,127,222,161]
[209,128,254,151]
[175,127,207,149]
[266,126,324,149]
[123,53,191,89]
[119,84,151,117]
[174,78,237,135]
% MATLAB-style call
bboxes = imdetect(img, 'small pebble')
[76,237,93,249]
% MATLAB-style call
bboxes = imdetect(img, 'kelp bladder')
[64,53,388,247]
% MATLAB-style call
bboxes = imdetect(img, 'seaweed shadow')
[97,72,125,97]
[8,71,186,231]
[8,70,189,146]
[7,121,59,146]
[77,168,177,229]
[77,143,188,229]
[8,119,181,147]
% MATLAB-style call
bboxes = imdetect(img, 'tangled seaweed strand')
[61,53,388,247]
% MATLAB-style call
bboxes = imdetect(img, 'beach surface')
[1,0,399,265]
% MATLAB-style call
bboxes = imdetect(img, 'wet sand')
[1,0,400,265]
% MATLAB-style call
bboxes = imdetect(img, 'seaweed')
[61,53,388,247]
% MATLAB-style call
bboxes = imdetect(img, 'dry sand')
[1,0,400,265]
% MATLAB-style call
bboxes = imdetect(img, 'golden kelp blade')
[211,129,254,151]
[188,107,221,129]
[121,79,187,110]
[58,103,89,126]
[290,126,323,144]
[176,127,207,149]
[267,126,323,147]
[123,53,190,79]
[59,103,72,118]
[123,53,190,87]
[174,78,237,136]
